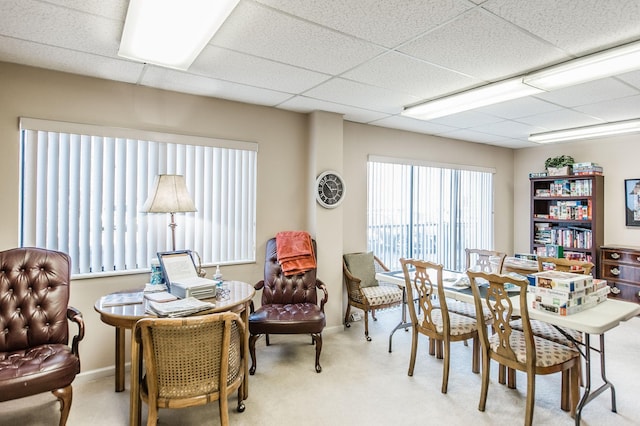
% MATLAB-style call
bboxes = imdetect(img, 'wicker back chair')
[400,258,479,394]
[133,312,246,426]
[467,270,580,425]
[343,252,403,341]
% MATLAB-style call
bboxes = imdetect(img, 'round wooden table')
[94,280,255,426]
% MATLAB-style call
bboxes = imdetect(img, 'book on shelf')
[101,291,144,307]
[545,244,564,258]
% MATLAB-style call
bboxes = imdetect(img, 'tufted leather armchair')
[0,247,85,426]
[249,237,328,373]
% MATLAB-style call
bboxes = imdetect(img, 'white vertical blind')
[19,118,257,277]
[368,158,494,271]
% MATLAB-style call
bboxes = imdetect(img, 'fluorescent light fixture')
[529,119,640,144]
[402,77,544,120]
[524,40,640,91]
[118,0,239,70]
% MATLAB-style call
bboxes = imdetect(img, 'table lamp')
[142,174,197,251]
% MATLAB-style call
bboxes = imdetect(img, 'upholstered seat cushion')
[249,303,326,335]
[489,330,578,367]
[442,299,492,322]
[358,284,403,306]
[509,319,582,346]
[0,344,79,401]
[417,310,478,336]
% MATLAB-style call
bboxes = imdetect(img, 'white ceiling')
[2,0,640,149]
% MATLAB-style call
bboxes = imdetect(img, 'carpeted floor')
[2,307,639,425]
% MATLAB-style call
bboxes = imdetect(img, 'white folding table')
[376,269,640,425]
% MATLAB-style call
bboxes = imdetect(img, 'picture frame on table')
[625,178,640,227]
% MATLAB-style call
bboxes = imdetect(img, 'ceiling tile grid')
[1,0,639,148]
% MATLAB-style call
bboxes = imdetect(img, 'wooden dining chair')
[467,270,580,425]
[400,258,479,394]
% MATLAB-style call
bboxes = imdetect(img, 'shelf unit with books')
[530,174,604,273]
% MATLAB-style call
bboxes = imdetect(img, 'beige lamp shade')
[142,175,197,214]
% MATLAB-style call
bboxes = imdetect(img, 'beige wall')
[0,62,518,376]
[513,136,640,254]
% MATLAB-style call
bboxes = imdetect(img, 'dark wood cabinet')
[600,245,640,304]
[530,175,604,271]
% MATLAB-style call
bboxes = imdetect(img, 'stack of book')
[527,271,609,315]
[572,162,603,176]
[146,297,215,317]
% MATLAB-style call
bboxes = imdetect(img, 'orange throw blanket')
[276,231,316,276]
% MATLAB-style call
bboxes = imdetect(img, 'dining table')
[376,269,640,426]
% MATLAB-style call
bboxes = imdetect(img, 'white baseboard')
[75,363,129,385]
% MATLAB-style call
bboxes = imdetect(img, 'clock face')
[316,171,345,208]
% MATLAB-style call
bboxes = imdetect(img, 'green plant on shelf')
[545,155,575,169]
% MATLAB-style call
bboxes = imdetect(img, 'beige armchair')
[343,252,403,341]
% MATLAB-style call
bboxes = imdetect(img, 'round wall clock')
[316,170,345,208]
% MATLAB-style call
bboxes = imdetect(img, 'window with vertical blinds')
[367,156,494,272]
[19,118,257,277]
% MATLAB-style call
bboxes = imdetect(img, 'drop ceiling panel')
[574,95,640,122]
[398,8,568,82]
[372,115,459,135]
[474,97,563,120]
[210,1,385,75]
[42,0,127,21]
[483,0,640,55]
[0,0,122,58]
[342,51,481,100]
[192,46,331,94]
[141,67,293,106]
[254,0,473,48]
[533,78,640,108]
[515,109,605,131]
[427,110,504,129]
[279,96,389,124]
[0,36,143,84]
[304,78,421,114]
[468,119,547,139]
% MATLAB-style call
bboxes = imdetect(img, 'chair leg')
[371,308,377,321]
[236,386,245,413]
[219,389,229,426]
[472,337,480,374]
[408,328,419,376]
[507,368,517,389]
[52,385,72,426]
[478,349,490,412]
[441,339,450,394]
[570,364,579,418]
[561,370,570,411]
[249,334,259,375]
[312,333,323,373]
[525,371,535,426]
[429,337,436,356]
[344,303,352,328]
[363,309,371,341]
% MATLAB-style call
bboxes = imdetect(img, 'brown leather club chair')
[249,237,328,373]
[0,247,85,426]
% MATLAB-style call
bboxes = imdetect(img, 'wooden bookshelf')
[530,174,604,274]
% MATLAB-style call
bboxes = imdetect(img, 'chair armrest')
[315,279,328,312]
[254,280,265,291]
[67,306,85,360]
[373,255,390,272]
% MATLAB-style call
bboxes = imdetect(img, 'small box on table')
[527,270,592,292]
